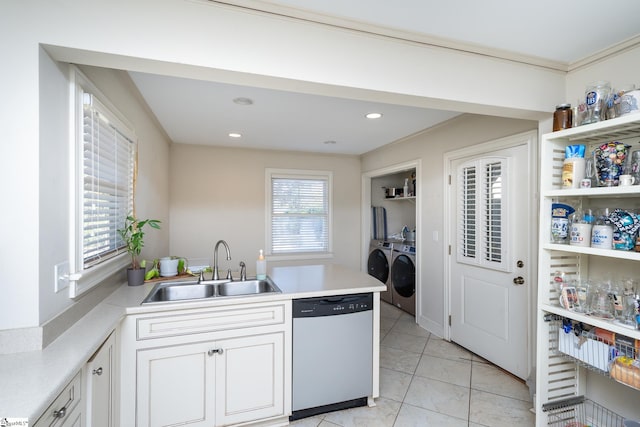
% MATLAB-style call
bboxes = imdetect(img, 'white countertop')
[0,263,384,421]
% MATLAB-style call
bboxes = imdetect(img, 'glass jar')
[553,103,572,131]
[583,81,611,124]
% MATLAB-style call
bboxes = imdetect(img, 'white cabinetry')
[536,115,640,425]
[120,300,291,427]
[86,331,117,427]
[33,371,83,427]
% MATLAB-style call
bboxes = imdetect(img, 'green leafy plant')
[117,215,161,270]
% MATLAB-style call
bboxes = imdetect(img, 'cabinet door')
[215,332,285,426]
[137,341,215,427]
[86,331,115,427]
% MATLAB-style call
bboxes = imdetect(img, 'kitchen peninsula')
[0,264,385,426]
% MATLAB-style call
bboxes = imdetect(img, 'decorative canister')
[594,142,631,186]
[591,224,613,249]
[570,223,592,247]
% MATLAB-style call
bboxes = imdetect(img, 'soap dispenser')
[256,249,267,280]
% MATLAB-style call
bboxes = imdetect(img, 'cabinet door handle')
[92,367,103,375]
[208,348,223,356]
[53,406,67,418]
[513,276,525,285]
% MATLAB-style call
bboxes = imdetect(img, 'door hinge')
[448,245,451,255]
[448,315,452,326]
[448,174,451,185]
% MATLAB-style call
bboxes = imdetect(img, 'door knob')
[92,367,103,376]
[513,276,525,285]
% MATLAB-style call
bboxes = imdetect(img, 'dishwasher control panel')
[292,293,373,318]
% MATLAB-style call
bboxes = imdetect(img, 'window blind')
[457,158,507,270]
[82,94,135,268]
[271,176,329,254]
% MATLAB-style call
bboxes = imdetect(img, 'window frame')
[455,157,510,272]
[265,168,333,261]
[68,66,137,298]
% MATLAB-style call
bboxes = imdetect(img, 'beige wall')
[361,114,538,334]
[170,145,362,274]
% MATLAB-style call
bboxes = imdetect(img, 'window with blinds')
[267,170,332,255]
[457,158,507,270]
[68,67,137,297]
[82,93,135,268]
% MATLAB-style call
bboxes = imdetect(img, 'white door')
[449,142,530,379]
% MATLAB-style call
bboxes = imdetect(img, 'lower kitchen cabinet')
[137,332,284,427]
[119,300,291,427]
[215,333,285,426]
[33,371,83,427]
[85,331,117,427]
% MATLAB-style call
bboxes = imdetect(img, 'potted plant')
[118,215,161,286]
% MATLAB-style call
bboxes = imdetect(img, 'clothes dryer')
[391,244,416,315]
[367,239,393,304]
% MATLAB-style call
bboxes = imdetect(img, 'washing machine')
[367,239,393,303]
[391,244,416,315]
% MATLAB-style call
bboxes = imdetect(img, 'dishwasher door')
[291,294,373,417]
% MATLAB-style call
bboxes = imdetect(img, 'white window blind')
[68,67,137,298]
[82,94,135,268]
[457,158,507,270]
[268,171,331,255]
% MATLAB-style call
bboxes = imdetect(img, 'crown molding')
[205,0,569,72]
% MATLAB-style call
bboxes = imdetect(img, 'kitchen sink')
[142,277,281,304]
[217,279,279,296]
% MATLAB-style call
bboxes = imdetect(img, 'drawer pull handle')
[93,367,103,375]
[208,348,224,356]
[53,406,67,418]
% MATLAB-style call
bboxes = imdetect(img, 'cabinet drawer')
[137,302,286,340]
[33,371,82,427]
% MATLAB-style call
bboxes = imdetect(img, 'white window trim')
[265,168,333,261]
[67,66,136,298]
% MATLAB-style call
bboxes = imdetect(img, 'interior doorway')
[362,160,421,317]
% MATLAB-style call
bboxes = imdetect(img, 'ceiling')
[129,0,640,155]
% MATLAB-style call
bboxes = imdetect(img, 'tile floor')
[290,302,535,427]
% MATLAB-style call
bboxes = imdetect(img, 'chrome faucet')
[213,240,231,280]
[239,261,246,281]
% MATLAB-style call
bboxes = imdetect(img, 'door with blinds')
[449,143,529,380]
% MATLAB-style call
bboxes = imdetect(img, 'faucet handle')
[226,268,233,281]
[198,270,205,283]
[239,261,246,281]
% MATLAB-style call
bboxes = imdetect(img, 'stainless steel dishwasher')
[290,293,373,421]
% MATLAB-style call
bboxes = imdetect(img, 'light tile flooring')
[290,302,535,427]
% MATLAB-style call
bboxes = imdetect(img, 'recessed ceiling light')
[323,140,337,145]
[233,97,254,106]
[228,132,242,138]
[365,112,383,119]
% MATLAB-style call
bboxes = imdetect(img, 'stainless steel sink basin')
[142,277,281,304]
[143,282,214,303]
[217,279,279,297]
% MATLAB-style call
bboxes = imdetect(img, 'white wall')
[361,114,537,334]
[566,47,640,107]
[0,0,570,334]
[170,144,361,273]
